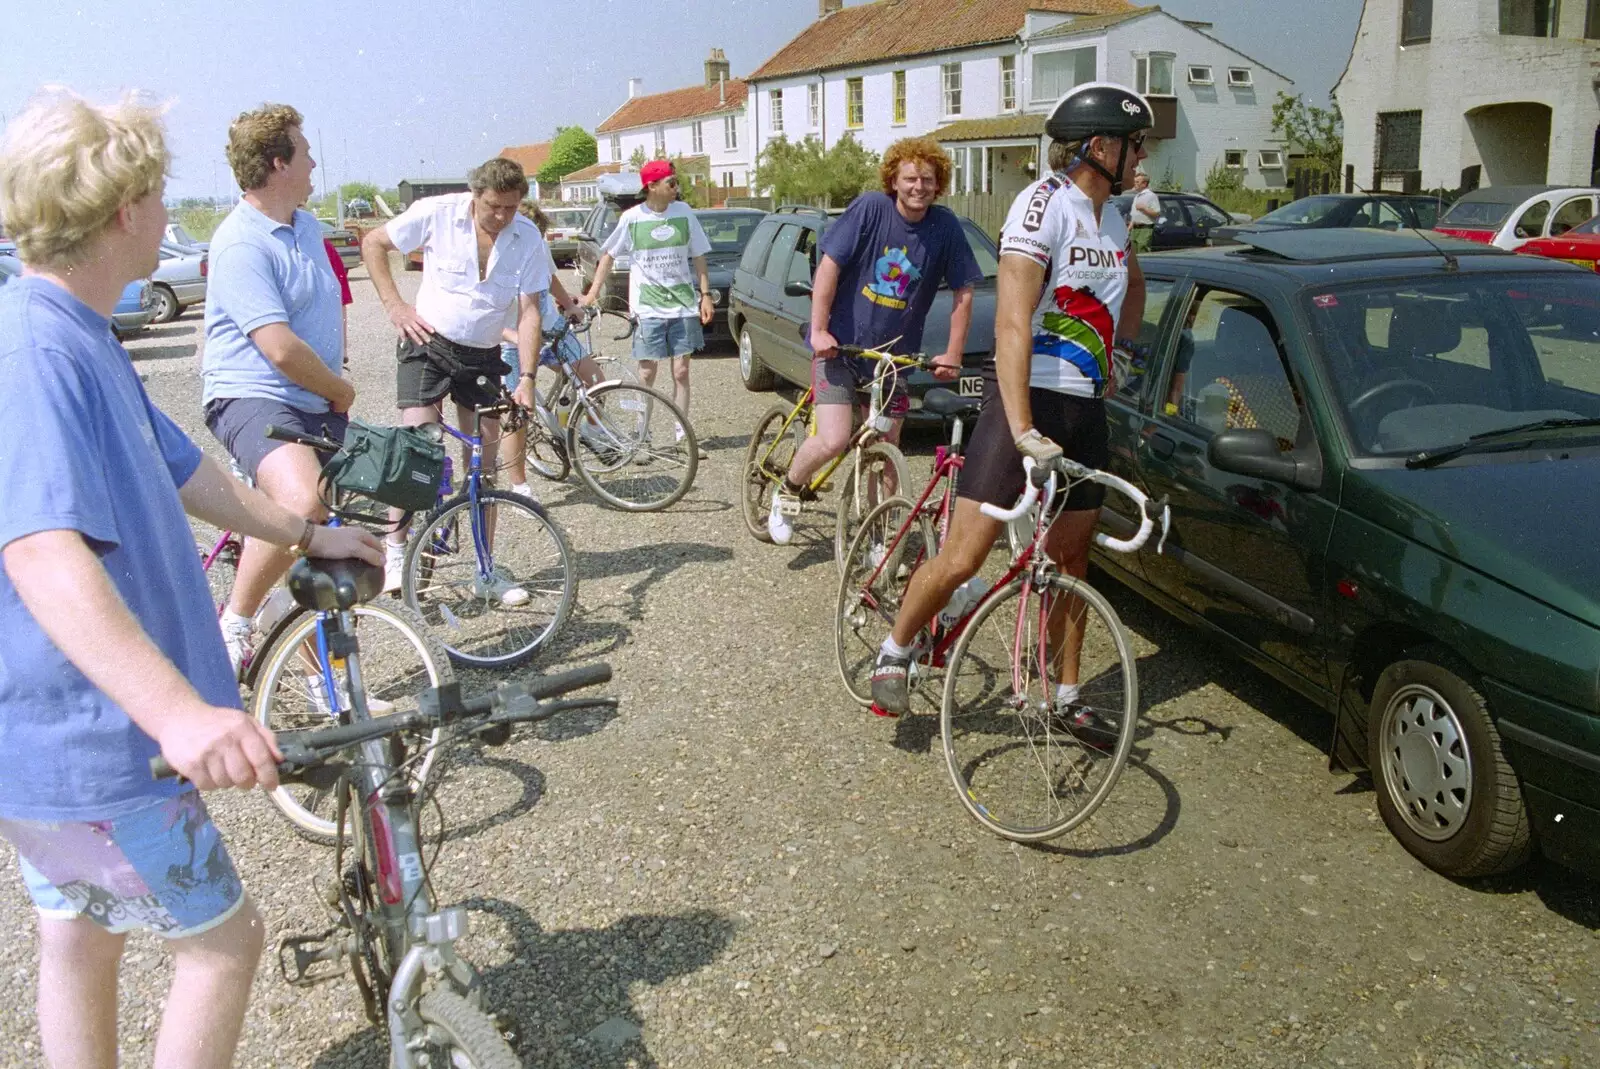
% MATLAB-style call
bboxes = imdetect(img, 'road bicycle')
[741,344,932,572]
[156,554,618,1069]
[837,443,1169,843]
[196,437,453,844]
[519,304,700,512]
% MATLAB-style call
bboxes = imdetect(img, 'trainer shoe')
[1050,700,1120,752]
[383,541,405,593]
[473,565,531,607]
[869,650,912,718]
[220,612,253,678]
[767,485,798,545]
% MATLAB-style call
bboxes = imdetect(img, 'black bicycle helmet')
[1044,81,1153,194]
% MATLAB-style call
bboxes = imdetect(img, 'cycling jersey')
[998,175,1130,398]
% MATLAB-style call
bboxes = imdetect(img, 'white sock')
[880,635,914,659]
[220,607,251,631]
[1056,682,1081,705]
[386,541,405,559]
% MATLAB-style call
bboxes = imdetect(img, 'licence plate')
[1558,258,1597,271]
[958,376,984,398]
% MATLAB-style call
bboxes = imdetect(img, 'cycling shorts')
[956,380,1108,512]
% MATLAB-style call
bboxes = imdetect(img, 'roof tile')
[597,81,748,134]
[498,141,553,175]
[560,162,625,184]
[750,0,1135,80]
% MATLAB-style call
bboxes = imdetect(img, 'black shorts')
[956,384,1109,512]
[395,335,511,411]
[204,397,348,483]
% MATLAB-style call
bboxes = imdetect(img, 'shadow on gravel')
[431,751,548,844]
[577,542,734,621]
[695,433,749,453]
[127,343,197,362]
[1026,758,1183,860]
[306,900,737,1069]
[1464,858,1600,930]
[136,322,196,340]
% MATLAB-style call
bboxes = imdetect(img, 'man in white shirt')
[1128,170,1161,253]
[361,157,552,592]
[579,160,713,435]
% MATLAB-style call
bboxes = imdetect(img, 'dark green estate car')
[1097,229,1600,880]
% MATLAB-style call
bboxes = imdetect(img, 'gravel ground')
[0,261,1596,1068]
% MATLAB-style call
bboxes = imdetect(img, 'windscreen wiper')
[1406,417,1600,469]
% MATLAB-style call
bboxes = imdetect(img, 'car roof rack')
[774,204,832,217]
[1227,228,1507,264]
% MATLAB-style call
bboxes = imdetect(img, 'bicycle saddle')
[287,556,386,612]
[922,388,981,419]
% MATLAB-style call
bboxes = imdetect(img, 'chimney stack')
[819,0,843,17]
[628,77,643,99]
[704,48,731,88]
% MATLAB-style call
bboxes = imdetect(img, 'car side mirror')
[1208,428,1320,491]
[784,281,812,298]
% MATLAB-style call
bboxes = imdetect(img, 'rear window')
[545,210,587,229]
[1257,196,1349,226]
[1439,199,1515,229]
[696,212,764,254]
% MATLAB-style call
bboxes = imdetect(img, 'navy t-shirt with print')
[812,192,983,355]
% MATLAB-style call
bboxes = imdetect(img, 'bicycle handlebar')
[835,345,934,369]
[265,424,343,453]
[980,457,1170,555]
[149,662,616,781]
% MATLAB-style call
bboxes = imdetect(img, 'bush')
[1203,187,1278,220]
[535,126,598,187]
[175,206,226,241]
[752,133,879,208]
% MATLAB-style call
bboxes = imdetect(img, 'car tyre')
[738,327,778,392]
[1367,647,1531,879]
[151,284,179,324]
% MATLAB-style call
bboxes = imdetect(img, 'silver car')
[151,241,206,323]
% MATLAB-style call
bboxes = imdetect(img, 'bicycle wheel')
[568,383,698,511]
[413,987,519,1069]
[523,413,570,483]
[742,403,804,541]
[402,490,576,669]
[940,573,1138,842]
[835,496,935,706]
[833,441,911,576]
[252,599,452,845]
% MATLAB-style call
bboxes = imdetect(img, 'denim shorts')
[204,396,349,483]
[632,315,703,361]
[0,792,245,938]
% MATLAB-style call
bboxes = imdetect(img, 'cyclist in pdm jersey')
[870,82,1155,720]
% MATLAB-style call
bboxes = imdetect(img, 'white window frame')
[892,70,907,125]
[1227,67,1254,88]
[1000,55,1017,111]
[1031,46,1097,105]
[653,125,666,158]
[723,114,738,151]
[691,121,704,154]
[1187,64,1214,85]
[846,77,864,129]
[770,92,784,134]
[1258,149,1284,169]
[1135,51,1176,96]
[941,62,963,117]
[723,171,734,189]
[1224,149,1247,168]
[808,83,820,129]
[609,135,621,162]
[951,146,967,193]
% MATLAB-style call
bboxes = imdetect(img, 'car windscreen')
[960,219,999,279]
[1305,272,1600,457]
[696,212,764,254]
[1256,197,1350,226]
[1572,215,1600,236]
[1438,199,1515,229]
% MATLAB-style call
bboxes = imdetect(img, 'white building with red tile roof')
[597,48,751,194]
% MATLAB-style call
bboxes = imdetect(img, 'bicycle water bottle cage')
[288,557,385,612]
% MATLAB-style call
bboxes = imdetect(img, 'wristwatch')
[521,371,537,381]
[295,518,316,554]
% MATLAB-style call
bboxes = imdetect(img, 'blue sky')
[1,0,1362,199]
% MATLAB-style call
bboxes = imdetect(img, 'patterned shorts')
[0,792,244,939]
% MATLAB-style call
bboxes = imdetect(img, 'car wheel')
[739,327,778,392]
[151,284,178,324]
[1367,648,1531,878]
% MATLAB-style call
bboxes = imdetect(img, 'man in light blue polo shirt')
[202,103,354,673]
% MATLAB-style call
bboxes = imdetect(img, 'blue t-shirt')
[0,277,240,822]
[202,200,343,412]
[813,192,983,355]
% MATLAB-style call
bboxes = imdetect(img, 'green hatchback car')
[1097,229,1600,880]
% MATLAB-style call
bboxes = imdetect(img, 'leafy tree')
[1202,156,1244,198]
[669,154,713,207]
[752,134,879,208]
[1270,91,1343,177]
[629,145,647,169]
[340,181,379,202]
[535,126,599,187]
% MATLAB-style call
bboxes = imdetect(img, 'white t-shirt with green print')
[600,201,712,320]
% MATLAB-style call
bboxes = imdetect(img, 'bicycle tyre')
[940,574,1138,843]
[524,416,571,483]
[252,598,452,845]
[568,382,698,511]
[413,987,519,1069]
[402,490,576,669]
[835,496,935,706]
[832,440,911,576]
[742,403,804,542]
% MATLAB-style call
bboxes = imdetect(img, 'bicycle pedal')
[868,703,901,719]
[278,930,347,987]
[777,497,802,517]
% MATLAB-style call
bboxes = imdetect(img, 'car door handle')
[1146,432,1176,460]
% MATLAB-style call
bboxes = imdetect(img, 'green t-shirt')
[600,201,712,319]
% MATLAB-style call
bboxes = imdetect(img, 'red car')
[1518,213,1600,272]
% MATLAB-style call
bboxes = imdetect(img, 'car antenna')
[1409,222,1459,272]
